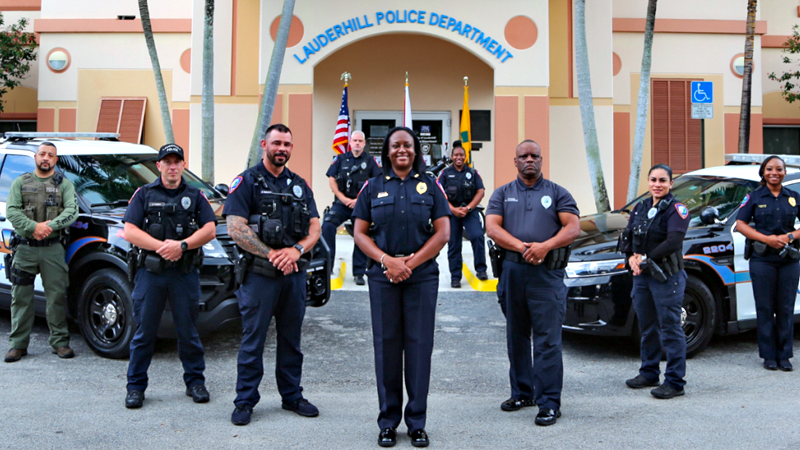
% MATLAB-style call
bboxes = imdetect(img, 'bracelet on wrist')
[380,253,388,268]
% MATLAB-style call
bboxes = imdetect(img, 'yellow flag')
[460,85,472,165]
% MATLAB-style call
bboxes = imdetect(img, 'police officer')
[438,141,487,288]
[485,140,579,426]
[323,130,382,285]
[123,144,217,408]
[736,155,799,372]
[4,142,78,363]
[353,126,450,447]
[622,164,690,399]
[224,123,321,426]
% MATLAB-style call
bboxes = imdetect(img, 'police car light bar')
[724,153,800,167]
[3,132,121,139]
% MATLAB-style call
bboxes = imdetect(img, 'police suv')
[563,154,800,357]
[0,133,330,359]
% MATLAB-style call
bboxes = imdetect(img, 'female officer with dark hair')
[622,164,691,399]
[353,126,450,448]
[736,155,800,372]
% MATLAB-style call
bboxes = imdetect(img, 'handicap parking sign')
[691,81,713,104]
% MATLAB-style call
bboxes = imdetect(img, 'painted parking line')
[463,263,498,292]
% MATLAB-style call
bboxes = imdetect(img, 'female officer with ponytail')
[736,155,800,372]
[622,164,690,399]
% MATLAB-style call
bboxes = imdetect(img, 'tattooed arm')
[227,215,272,259]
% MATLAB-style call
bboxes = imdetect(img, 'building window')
[764,126,800,155]
[96,98,147,144]
[46,48,71,73]
[459,110,492,142]
[651,79,703,174]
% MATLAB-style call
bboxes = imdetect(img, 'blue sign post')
[690,81,713,119]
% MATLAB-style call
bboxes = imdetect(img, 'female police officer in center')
[353,126,450,448]
[736,155,800,372]
[623,164,691,399]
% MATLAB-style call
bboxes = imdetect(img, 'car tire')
[77,268,135,359]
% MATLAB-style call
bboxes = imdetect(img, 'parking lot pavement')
[2,290,800,449]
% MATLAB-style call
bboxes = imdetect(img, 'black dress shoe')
[125,390,144,409]
[625,374,659,389]
[500,397,534,411]
[778,360,793,372]
[476,271,488,281]
[378,428,396,447]
[764,359,778,370]
[534,408,561,426]
[407,429,429,448]
[282,397,319,417]
[451,279,461,288]
[231,404,253,425]
[355,275,366,286]
[185,384,210,403]
[650,384,685,399]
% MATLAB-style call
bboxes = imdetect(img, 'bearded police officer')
[322,130,382,285]
[437,141,488,288]
[224,124,321,426]
[4,142,78,363]
[486,140,579,426]
[123,144,217,409]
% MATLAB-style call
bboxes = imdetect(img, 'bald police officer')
[322,130,382,285]
[486,140,580,426]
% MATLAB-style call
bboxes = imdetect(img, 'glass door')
[355,111,451,167]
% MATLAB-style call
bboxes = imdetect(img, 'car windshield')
[56,153,222,209]
[623,176,759,227]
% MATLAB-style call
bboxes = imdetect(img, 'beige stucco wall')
[188,102,258,186]
[40,0,192,19]
[312,33,495,210]
[760,1,797,37]
[261,0,549,88]
[190,0,233,97]
[572,0,613,99]
[612,0,760,21]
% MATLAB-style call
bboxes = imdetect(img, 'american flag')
[332,85,350,154]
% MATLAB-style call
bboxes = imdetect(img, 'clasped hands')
[156,239,184,262]
[629,253,643,276]
[520,242,550,266]
[268,247,302,275]
[383,254,415,284]
[33,222,53,240]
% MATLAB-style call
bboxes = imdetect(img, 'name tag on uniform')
[377,192,389,198]
[506,197,518,202]
[260,190,273,194]
[757,204,767,208]
[46,187,58,193]
[149,202,165,207]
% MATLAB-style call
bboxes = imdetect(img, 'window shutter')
[651,79,703,174]
[95,98,147,144]
[96,99,122,134]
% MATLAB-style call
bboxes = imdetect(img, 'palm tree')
[202,0,215,183]
[137,0,174,144]
[738,0,757,154]
[626,0,658,203]
[247,0,296,168]
[574,0,611,213]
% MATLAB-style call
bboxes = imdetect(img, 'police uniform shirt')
[628,193,691,256]
[438,165,485,206]
[737,185,800,237]
[352,168,450,257]
[325,151,382,201]
[124,176,217,229]
[486,176,579,244]
[223,163,319,221]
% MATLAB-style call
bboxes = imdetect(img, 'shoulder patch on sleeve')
[330,155,338,165]
[357,179,369,197]
[675,203,689,220]
[436,179,447,198]
[129,187,140,202]
[740,194,750,207]
[229,176,243,193]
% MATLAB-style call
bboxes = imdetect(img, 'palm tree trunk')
[202,0,215,183]
[626,0,658,203]
[247,0,295,168]
[738,0,757,154]
[137,0,174,144]
[574,0,611,213]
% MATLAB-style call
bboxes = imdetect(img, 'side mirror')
[700,206,720,225]
[0,215,5,221]
[214,183,229,196]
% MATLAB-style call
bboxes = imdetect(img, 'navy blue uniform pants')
[234,270,307,407]
[367,262,439,432]
[447,210,487,280]
[127,268,205,392]
[749,258,799,360]
[322,202,368,276]
[632,271,687,388]
[496,282,522,401]
[502,260,566,411]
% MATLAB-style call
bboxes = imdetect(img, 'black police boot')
[185,384,210,403]
[764,359,778,371]
[125,390,145,409]
[451,279,461,288]
[476,271,488,281]
[650,384,685,399]
[778,360,793,372]
[354,275,365,286]
[625,374,659,389]
[282,397,319,417]
[231,404,253,425]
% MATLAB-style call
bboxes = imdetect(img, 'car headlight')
[202,239,229,259]
[565,259,627,278]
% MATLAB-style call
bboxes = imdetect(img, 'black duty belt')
[504,251,529,264]
[19,237,60,247]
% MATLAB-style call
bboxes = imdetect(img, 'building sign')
[293,10,515,65]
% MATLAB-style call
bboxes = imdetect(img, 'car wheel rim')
[682,292,705,346]
[87,286,126,346]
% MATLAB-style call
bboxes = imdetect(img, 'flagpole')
[332,72,352,155]
[461,76,473,167]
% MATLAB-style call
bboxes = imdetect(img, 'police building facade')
[1,0,799,213]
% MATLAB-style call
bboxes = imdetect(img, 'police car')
[563,154,800,357]
[0,132,330,359]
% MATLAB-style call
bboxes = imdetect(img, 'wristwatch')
[467,206,473,213]
[293,243,305,255]
[789,233,795,243]
[180,241,188,252]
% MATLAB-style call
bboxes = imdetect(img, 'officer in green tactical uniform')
[4,142,78,363]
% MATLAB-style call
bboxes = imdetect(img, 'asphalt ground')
[2,288,800,450]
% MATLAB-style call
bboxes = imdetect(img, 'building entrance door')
[355,111,451,167]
